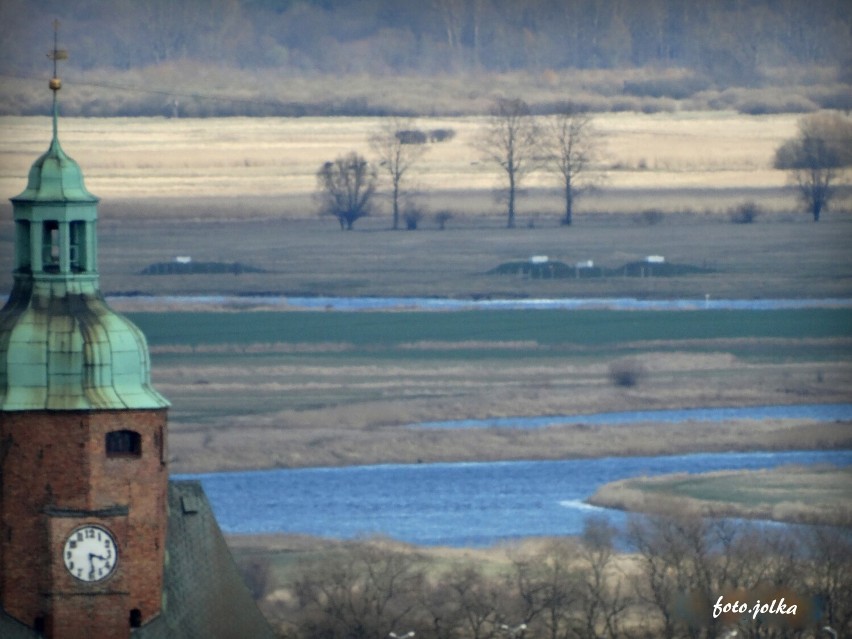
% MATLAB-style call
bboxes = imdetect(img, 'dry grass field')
[0,111,809,204]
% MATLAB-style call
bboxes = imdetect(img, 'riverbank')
[170,416,852,474]
[588,464,852,527]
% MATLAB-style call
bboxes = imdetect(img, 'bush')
[622,74,711,100]
[636,208,664,226]
[729,201,761,224]
[609,360,644,387]
[736,94,818,115]
[403,206,424,230]
[395,129,428,144]
[429,128,456,142]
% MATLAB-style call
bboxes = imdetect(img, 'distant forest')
[0,0,850,117]
[2,0,850,80]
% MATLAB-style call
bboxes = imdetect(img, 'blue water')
[108,295,852,312]
[176,450,852,547]
[410,403,852,430]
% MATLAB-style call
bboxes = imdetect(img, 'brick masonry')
[0,408,168,639]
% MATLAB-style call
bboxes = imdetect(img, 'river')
[408,403,852,430]
[176,450,851,547]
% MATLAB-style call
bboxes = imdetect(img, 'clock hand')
[88,553,109,579]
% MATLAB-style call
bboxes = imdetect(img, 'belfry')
[0,26,274,639]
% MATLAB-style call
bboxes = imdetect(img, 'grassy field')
[588,465,852,526]
[4,211,852,300]
[122,309,852,473]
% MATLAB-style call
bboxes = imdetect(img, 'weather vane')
[47,18,68,92]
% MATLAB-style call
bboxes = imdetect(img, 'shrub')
[395,129,428,144]
[729,201,761,224]
[429,128,456,142]
[434,210,453,230]
[403,206,424,230]
[736,94,818,115]
[622,74,711,100]
[609,360,644,387]
[636,208,664,226]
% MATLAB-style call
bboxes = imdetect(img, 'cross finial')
[47,19,68,92]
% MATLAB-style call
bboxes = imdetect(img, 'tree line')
[317,100,600,231]
[1,0,849,84]
[317,103,852,230]
[252,513,851,638]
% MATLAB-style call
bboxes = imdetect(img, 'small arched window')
[106,430,142,458]
[42,221,60,272]
[70,221,87,272]
[129,608,142,628]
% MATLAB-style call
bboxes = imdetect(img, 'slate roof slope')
[0,481,276,639]
[0,609,39,639]
[135,480,277,639]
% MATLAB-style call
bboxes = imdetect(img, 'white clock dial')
[63,524,118,583]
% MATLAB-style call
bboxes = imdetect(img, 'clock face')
[63,524,118,583]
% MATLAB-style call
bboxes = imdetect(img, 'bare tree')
[440,564,504,639]
[545,109,600,226]
[292,540,425,639]
[316,152,377,230]
[804,525,852,633]
[370,119,428,230]
[577,517,629,639]
[510,540,581,639]
[479,98,541,228]
[774,113,852,221]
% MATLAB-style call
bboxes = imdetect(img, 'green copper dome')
[0,94,168,411]
[12,135,98,204]
[0,279,168,410]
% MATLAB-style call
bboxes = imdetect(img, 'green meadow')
[132,308,852,347]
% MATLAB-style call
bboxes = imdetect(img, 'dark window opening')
[106,430,142,458]
[42,221,59,272]
[34,616,46,633]
[129,608,142,628]
[16,221,31,272]
[70,221,86,272]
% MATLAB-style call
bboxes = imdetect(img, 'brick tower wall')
[0,409,168,639]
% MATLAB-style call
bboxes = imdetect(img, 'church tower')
[0,26,169,639]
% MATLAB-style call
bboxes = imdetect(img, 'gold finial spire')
[47,19,68,93]
[46,19,68,142]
